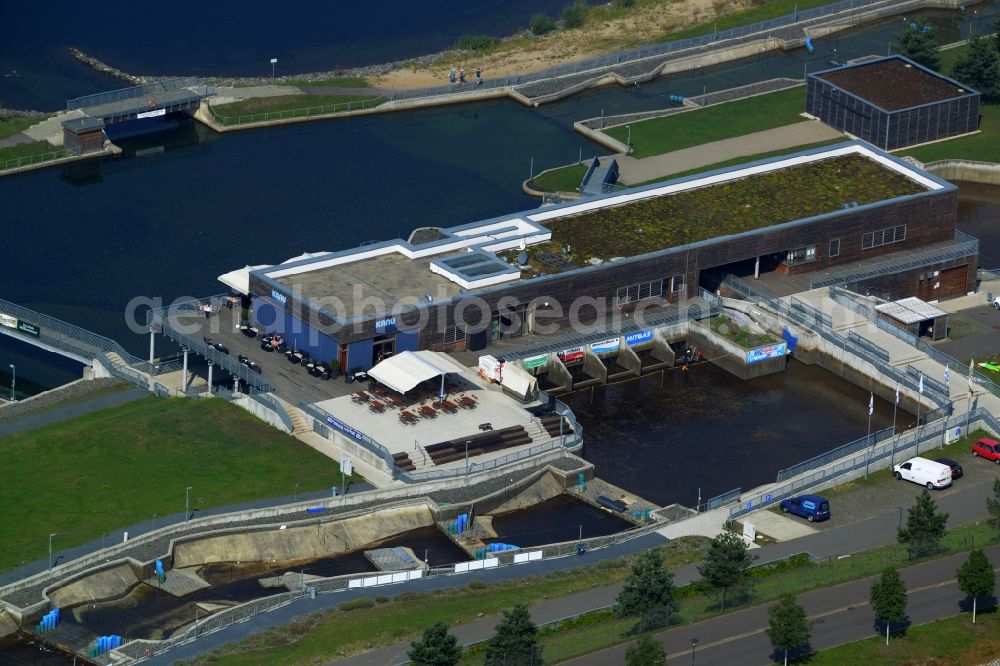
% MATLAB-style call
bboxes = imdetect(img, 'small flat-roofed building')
[224,142,975,372]
[875,297,949,341]
[807,55,979,150]
[62,115,106,154]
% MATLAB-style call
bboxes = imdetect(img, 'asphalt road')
[567,548,1000,666]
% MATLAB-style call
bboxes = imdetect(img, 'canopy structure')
[218,264,271,295]
[368,350,453,395]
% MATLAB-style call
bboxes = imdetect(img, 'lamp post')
[8,363,14,402]
[294,482,300,502]
[465,440,471,475]
[270,58,277,80]
[48,533,56,570]
[625,125,631,154]
[690,637,699,664]
[185,486,192,522]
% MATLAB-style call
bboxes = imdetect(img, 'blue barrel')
[805,37,814,53]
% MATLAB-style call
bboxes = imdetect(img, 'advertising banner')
[478,355,504,383]
[746,342,787,364]
[590,338,621,354]
[522,354,548,370]
[557,347,584,364]
[625,330,653,346]
[16,321,40,339]
[137,108,166,119]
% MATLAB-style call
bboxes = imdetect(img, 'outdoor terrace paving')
[817,57,971,110]
[511,154,925,274]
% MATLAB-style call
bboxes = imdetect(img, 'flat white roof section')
[875,297,948,324]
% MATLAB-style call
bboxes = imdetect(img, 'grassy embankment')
[0,115,64,168]
[0,397,360,570]
[603,86,806,158]
[278,77,370,88]
[209,93,385,125]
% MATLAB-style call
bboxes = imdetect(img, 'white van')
[892,457,953,490]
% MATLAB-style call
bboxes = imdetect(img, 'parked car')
[893,457,952,489]
[971,438,1000,464]
[934,457,963,479]
[992,295,1000,310]
[779,495,831,522]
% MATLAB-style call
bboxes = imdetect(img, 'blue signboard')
[270,289,288,305]
[764,494,773,504]
[375,317,397,334]
[325,415,365,444]
[625,330,653,346]
[590,337,621,354]
[746,342,787,364]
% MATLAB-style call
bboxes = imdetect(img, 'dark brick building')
[807,55,980,150]
[230,142,976,371]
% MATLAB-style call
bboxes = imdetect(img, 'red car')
[971,438,1000,464]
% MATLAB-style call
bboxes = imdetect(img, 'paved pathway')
[615,120,844,185]
[0,386,148,436]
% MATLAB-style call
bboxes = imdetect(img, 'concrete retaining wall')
[47,563,141,609]
[924,160,1000,186]
[689,320,785,380]
[234,396,290,433]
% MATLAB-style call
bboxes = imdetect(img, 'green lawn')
[604,86,806,158]
[0,115,43,141]
[280,76,370,88]
[0,140,66,169]
[528,163,588,192]
[801,607,1000,665]
[209,93,385,123]
[900,101,999,163]
[180,537,711,665]
[0,397,359,569]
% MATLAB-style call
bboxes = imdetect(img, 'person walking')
[459,68,466,84]
[475,67,482,85]
[449,68,456,84]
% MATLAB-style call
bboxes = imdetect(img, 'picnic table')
[418,405,437,419]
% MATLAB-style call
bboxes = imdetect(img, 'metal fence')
[93,353,150,390]
[206,95,387,126]
[66,77,202,110]
[828,287,1000,401]
[776,426,894,482]
[248,388,295,432]
[732,407,1000,519]
[0,150,70,172]
[704,487,741,511]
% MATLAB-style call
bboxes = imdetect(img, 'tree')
[697,530,755,612]
[766,595,811,666]
[615,548,677,630]
[957,548,995,624]
[890,17,941,70]
[952,31,1000,96]
[995,15,1000,53]
[626,635,666,666]
[986,477,1000,534]
[870,567,908,645]
[484,603,542,666]
[897,489,948,560]
[561,0,588,29]
[530,14,557,36]
[408,622,463,666]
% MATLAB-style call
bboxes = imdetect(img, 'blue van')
[779,495,830,522]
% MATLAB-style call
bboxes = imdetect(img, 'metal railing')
[248,388,295,432]
[206,95,388,126]
[828,287,1000,401]
[776,426,894,482]
[810,231,979,289]
[704,487,741,511]
[93,353,150,390]
[732,407,1000,519]
[0,150,70,172]
[298,399,396,469]
[67,77,202,110]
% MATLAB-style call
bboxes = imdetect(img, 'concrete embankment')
[47,563,140,609]
[923,159,1000,186]
[172,501,435,567]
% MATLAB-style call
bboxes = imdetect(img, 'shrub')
[455,34,500,51]
[397,591,427,603]
[374,595,391,604]
[562,0,589,28]
[530,13,558,35]
[466,579,489,591]
[338,597,375,611]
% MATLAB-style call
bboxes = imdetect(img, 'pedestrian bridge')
[66,78,212,125]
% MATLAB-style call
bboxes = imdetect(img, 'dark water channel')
[0,633,77,665]
[567,359,912,508]
[489,495,635,547]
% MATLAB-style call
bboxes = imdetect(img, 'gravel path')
[0,378,130,425]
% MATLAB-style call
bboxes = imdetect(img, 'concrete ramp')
[0,611,17,639]
[48,563,139,608]
[142,566,210,598]
[172,502,435,567]
[489,472,565,514]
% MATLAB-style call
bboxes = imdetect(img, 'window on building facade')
[616,279,664,306]
[787,245,817,265]
[671,273,685,293]
[829,238,840,257]
[862,225,906,250]
[443,326,466,344]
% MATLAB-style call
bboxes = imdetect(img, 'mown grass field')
[604,86,806,158]
[0,140,66,168]
[528,163,588,192]
[0,397,357,569]
[210,93,383,120]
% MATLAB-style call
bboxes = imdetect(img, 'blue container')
[805,37,814,53]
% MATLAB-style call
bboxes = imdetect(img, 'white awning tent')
[368,350,453,395]
[500,364,539,402]
[217,264,271,295]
